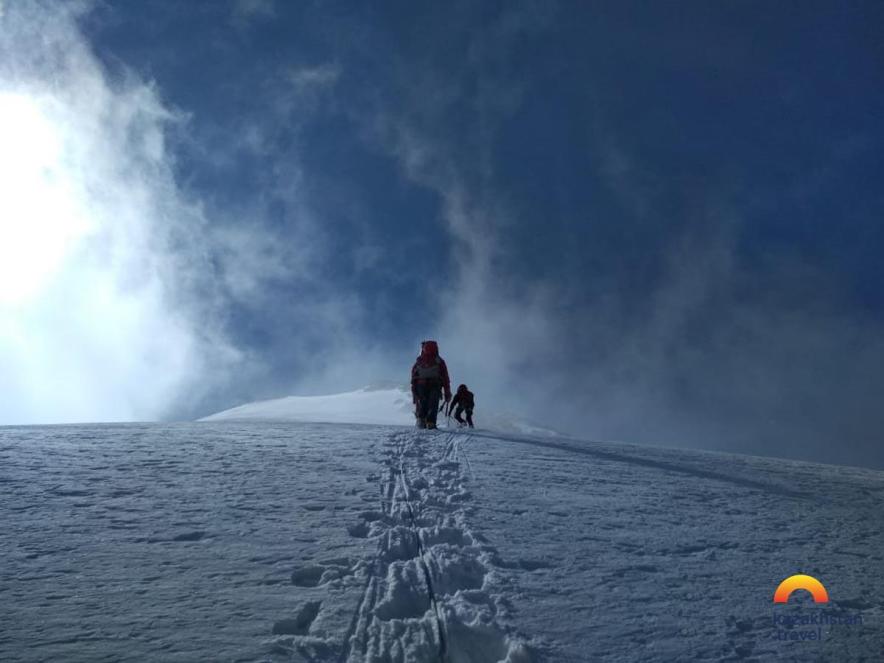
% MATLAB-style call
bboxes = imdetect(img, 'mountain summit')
[201,385,558,436]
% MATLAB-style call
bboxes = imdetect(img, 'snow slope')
[201,385,418,427]
[2,422,883,662]
[202,385,558,437]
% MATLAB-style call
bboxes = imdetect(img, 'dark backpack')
[414,356,442,381]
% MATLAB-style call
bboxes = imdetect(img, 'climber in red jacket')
[410,340,451,429]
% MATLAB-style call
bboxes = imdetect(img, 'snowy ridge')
[272,428,532,661]
[201,385,559,437]
[200,386,417,427]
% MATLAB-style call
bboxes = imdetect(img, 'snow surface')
[200,385,559,438]
[2,420,883,662]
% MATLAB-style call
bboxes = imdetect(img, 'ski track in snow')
[2,421,883,662]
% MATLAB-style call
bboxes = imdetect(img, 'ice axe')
[441,397,453,426]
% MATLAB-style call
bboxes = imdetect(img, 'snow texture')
[2,419,883,662]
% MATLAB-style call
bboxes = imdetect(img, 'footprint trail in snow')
[277,429,532,662]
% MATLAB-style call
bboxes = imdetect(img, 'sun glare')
[0,92,94,304]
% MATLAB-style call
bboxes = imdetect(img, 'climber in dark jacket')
[410,340,451,429]
[447,384,474,428]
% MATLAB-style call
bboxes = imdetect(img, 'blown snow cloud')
[355,2,884,468]
[0,2,235,424]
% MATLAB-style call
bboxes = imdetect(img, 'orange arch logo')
[773,574,829,604]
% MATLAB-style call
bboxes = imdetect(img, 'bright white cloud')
[0,2,237,424]
[0,93,95,304]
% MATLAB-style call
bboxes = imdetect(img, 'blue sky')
[1,1,882,467]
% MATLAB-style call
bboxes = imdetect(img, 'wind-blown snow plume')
[360,2,884,468]
[0,2,236,423]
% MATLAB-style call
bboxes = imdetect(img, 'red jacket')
[411,341,451,400]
